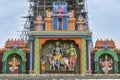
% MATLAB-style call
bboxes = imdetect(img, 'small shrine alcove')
[40,40,80,74]
[2,47,26,74]
[94,48,119,74]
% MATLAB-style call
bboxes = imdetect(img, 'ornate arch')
[2,47,26,74]
[94,48,119,74]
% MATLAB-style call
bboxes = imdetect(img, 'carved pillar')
[87,40,93,74]
[81,38,87,74]
[34,38,39,74]
[29,37,34,74]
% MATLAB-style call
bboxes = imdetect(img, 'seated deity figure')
[67,44,77,70]
[51,41,64,70]
[100,55,113,74]
[8,56,20,74]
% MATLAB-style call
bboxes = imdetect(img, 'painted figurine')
[41,56,47,73]
[8,56,20,73]
[100,55,113,74]
[68,10,75,18]
[51,41,64,70]
[46,9,52,18]
[67,44,77,70]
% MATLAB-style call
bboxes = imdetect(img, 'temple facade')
[29,1,92,74]
[0,1,119,75]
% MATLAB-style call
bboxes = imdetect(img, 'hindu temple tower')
[28,0,92,74]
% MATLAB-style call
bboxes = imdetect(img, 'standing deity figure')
[100,55,113,74]
[41,56,47,73]
[67,44,77,70]
[51,41,64,70]
[8,56,20,73]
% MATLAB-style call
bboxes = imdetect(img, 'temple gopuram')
[0,0,120,79]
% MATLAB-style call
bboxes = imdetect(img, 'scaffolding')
[27,0,88,30]
[20,0,89,41]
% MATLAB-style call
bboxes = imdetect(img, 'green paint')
[94,48,119,74]
[81,38,87,74]
[2,47,26,74]
[34,38,39,74]
[29,31,92,36]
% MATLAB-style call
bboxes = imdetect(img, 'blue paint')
[52,17,57,30]
[52,1,68,31]
[30,42,33,70]
[29,36,34,70]
[63,16,68,30]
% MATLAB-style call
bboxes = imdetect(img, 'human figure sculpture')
[100,55,113,74]
[67,44,77,70]
[46,9,52,18]
[41,56,47,73]
[8,56,20,73]
[51,41,64,70]
[68,10,74,18]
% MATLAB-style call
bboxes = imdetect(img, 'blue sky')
[0,0,120,48]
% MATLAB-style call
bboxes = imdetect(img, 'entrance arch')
[94,48,119,74]
[2,47,26,74]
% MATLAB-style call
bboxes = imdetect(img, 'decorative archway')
[94,48,119,74]
[2,47,26,74]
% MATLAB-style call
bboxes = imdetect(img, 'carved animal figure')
[47,53,69,70]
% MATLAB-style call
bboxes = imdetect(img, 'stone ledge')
[0,74,120,79]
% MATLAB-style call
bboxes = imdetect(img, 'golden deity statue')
[8,56,20,73]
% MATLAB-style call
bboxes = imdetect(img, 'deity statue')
[8,56,20,74]
[68,10,74,18]
[41,56,47,73]
[67,44,77,70]
[46,9,52,18]
[51,41,64,70]
[100,54,113,74]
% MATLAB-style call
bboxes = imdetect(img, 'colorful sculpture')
[51,41,64,70]
[68,10,75,18]
[47,53,69,71]
[41,56,47,73]
[47,54,55,70]
[46,9,52,18]
[8,56,20,74]
[100,55,113,74]
[67,44,77,70]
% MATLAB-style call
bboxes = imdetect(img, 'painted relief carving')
[67,44,77,70]
[46,10,52,18]
[41,56,47,73]
[100,55,113,74]
[8,56,20,74]
[42,41,78,71]
[50,41,69,70]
